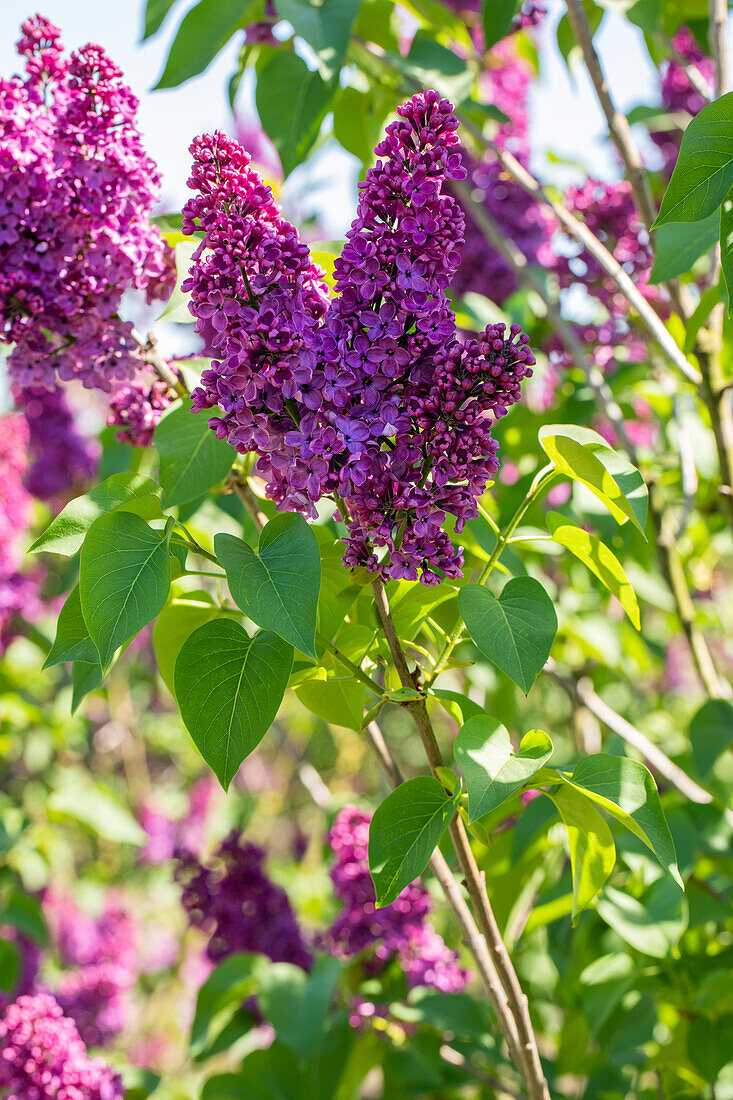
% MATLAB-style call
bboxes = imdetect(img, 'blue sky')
[0,0,669,236]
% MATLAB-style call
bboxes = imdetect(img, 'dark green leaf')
[368,777,457,907]
[395,32,474,105]
[155,0,261,88]
[71,661,103,713]
[43,585,97,668]
[459,577,558,693]
[654,91,733,227]
[295,622,372,730]
[30,472,162,556]
[689,699,733,777]
[649,211,720,282]
[559,754,682,887]
[273,0,361,80]
[720,185,733,312]
[483,0,521,51]
[143,0,179,39]
[215,514,321,658]
[431,689,486,727]
[175,619,293,789]
[687,1015,733,1081]
[0,941,19,993]
[539,424,648,535]
[0,891,48,944]
[79,513,172,672]
[547,786,615,919]
[191,953,265,1055]
[256,53,334,176]
[454,715,552,820]
[257,956,340,1063]
[155,398,234,507]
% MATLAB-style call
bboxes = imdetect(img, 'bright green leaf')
[175,619,293,789]
[649,211,720,283]
[539,424,648,535]
[720,185,733,312]
[48,782,146,845]
[547,513,640,629]
[431,689,486,727]
[155,398,234,507]
[596,880,687,957]
[215,514,321,658]
[257,956,340,1063]
[71,660,104,713]
[256,52,334,177]
[155,239,197,323]
[454,716,553,821]
[155,0,260,87]
[44,585,98,668]
[368,776,457,908]
[654,91,733,227]
[687,1015,733,1082]
[152,594,220,694]
[79,512,172,672]
[459,577,558,693]
[559,754,682,887]
[30,473,162,556]
[688,699,733,777]
[143,0,179,38]
[273,0,361,80]
[547,786,616,919]
[483,0,521,50]
[394,32,474,105]
[191,953,265,1055]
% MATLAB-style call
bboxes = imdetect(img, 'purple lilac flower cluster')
[175,831,313,970]
[185,93,534,583]
[108,371,178,448]
[325,805,469,994]
[0,15,173,392]
[651,27,715,175]
[140,775,217,864]
[15,385,97,502]
[0,993,122,1100]
[43,893,138,1047]
[0,414,42,656]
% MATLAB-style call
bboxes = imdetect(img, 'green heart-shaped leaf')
[44,585,97,668]
[174,618,293,789]
[155,397,234,507]
[454,715,553,821]
[30,472,162,556]
[459,577,557,693]
[215,514,320,658]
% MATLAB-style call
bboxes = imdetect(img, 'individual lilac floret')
[325,806,469,992]
[43,893,137,1047]
[16,385,97,501]
[0,993,123,1099]
[307,91,533,582]
[183,130,330,514]
[175,832,313,970]
[108,371,177,447]
[0,16,173,392]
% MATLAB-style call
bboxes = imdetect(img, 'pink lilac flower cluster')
[175,831,313,970]
[43,893,137,1047]
[107,371,178,448]
[442,0,547,43]
[0,414,42,656]
[325,805,469,994]
[0,993,122,1099]
[140,775,216,864]
[15,386,97,501]
[0,15,173,392]
[651,27,715,176]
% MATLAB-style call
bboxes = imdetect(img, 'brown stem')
[131,328,187,397]
[371,577,550,1100]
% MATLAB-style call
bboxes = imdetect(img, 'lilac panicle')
[108,371,178,448]
[0,414,42,656]
[175,831,313,970]
[0,993,123,1099]
[0,16,173,392]
[15,385,97,502]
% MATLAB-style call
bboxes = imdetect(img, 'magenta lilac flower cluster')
[651,27,715,175]
[185,93,534,583]
[175,831,313,970]
[43,893,138,1047]
[325,805,469,994]
[0,15,173,392]
[182,130,330,509]
[0,414,41,656]
[16,385,97,501]
[108,371,178,448]
[0,993,123,1100]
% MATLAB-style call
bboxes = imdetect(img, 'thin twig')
[131,328,187,396]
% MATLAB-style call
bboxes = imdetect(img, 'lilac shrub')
[0,15,173,392]
[0,993,123,1099]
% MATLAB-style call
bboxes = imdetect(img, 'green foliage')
[547,785,615,919]
[155,0,261,87]
[79,512,173,672]
[155,398,234,507]
[30,472,162,556]
[546,513,641,629]
[453,715,553,820]
[215,513,321,658]
[44,585,98,668]
[459,577,558,693]
[257,956,340,1063]
[142,0,179,39]
[483,0,522,51]
[256,53,335,177]
[654,92,733,226]
[273,0,362,80]
[368,777,458,907]
[688,699,733,776]
[175,619,293,788]
[649,212,721,283]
